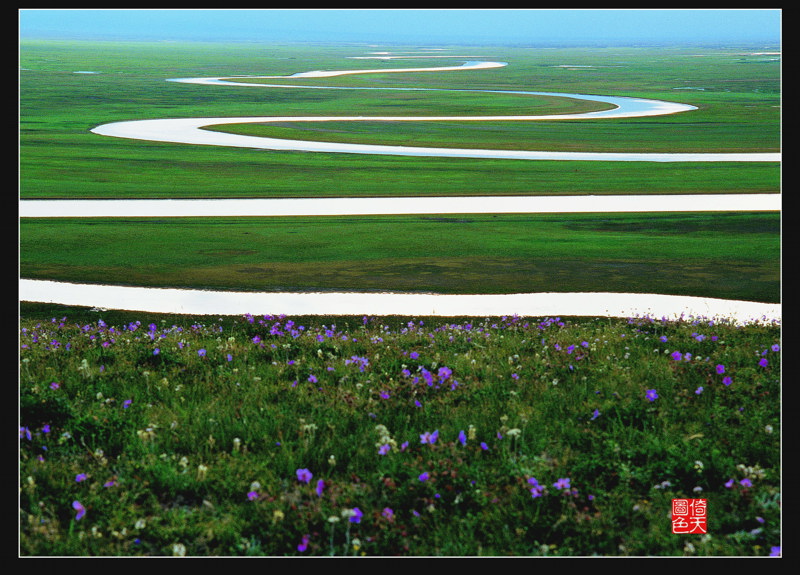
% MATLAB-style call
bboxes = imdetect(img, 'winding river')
[91,60,778,162]
[20,55,781,322]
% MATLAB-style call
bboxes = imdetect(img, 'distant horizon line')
[18,33,782,48]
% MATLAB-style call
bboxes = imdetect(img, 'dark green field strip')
[20,213,780,302]
[20,256,778,304]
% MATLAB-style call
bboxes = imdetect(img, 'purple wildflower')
[716,364,726,374]
[528,477,544,498]
[297,534,310,552]
[349,507,363,524]
[553,477,571,490]
[315,479,325,497]
[345,355,370,371]
[72,500,86,521]
[646,389,659,402]
[458,430,467,446]
[722,376,733,386]
[420,430,439,445]
[296,468,313,484]
[421,369,434,386]
[419,472,430,482]
[75,473,87,483]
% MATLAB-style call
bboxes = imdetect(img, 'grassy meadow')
[19,39,781,556]
[19,40,780,299]
[20,40,779,201]
[19,304,781,556]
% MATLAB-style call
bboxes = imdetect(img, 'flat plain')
[19,40,780,303]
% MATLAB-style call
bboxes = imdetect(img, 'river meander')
[20,55,781,321]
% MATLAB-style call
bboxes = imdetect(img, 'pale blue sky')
[19,9,781,46]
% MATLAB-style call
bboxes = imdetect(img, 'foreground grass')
[19,304,780,556]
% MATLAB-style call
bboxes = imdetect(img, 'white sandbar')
[19,194,781,218]
[18,279,780,325]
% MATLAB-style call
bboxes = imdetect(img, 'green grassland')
[20,41,779,200]
[19,40,780,300]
